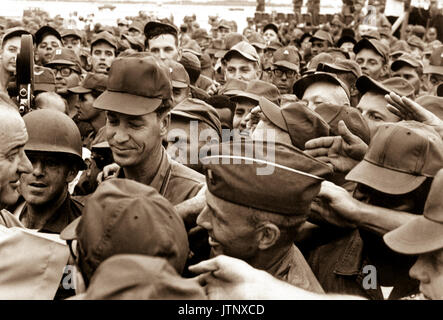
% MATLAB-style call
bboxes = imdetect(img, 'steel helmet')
[23,109,86,169]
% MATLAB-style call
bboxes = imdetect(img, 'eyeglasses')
[272,68,297,78]
[53,66,75,77]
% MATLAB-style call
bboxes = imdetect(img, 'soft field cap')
[384,168,443,255]
[93,57,172,115]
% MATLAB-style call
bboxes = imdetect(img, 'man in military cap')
[423,45,443,95]
[217,20,231,40]
[197,139,332,291]
[354,38,389,81]
[293,72,351,111]
[68,73,108,149]
[191,28,211,53]
[35,25,62,66]
[45,47,83,117]
[270,46,300,98]
[309,30,333,57]
[390,54,424,96]
[90,31,117,75]
[308,121,443,299]
[355,75,415,136]
[93,56,204,205]
[61,29,83,59]
[144,21,180,62]
[223,41,261,82]
[15,109,86,233]
[60,178,192,291]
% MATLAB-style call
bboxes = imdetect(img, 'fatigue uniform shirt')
[116,147,205,205]
[268,244,324,294]
[306,229,419,300]
[16,193,83,234]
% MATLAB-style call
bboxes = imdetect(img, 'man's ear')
[66,166,80,184]
[159,112,171,137]
[256,223,280,250]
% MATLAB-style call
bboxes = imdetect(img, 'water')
[4,0,344,33]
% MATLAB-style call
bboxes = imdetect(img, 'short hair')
[145,26,179,49]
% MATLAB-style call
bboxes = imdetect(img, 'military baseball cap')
[192,28,210,40]
[34,25,61,45]
[272,46,300,71]
[266,40,283,51]
[391,53,424,71]
[423,45,443,75]
[144,20,178,40]
[353,38,389,62]
[45,47,82,73]
[315,103,371,144]
[73,255,206,300]
[356,75,415,98]
[182,39,202,57]
[390,40,411,57]
[263,23,279,35]
[91,31,117,51]
[34,66,56,93]
[384,168,443,255]
[230,80,280,105]
[293,72,350,100]
[215,33,245,58]
[310,29,333,45]
[202,139,332,216]
[1,27,31,47]
[259,97,330,150]
[346,121,443,195]
[69,73,108,94]
[60,29,83,40]
[336,35,356,48]
[407,35,425,51]
[415,95,443,120]
[360,28,381,40]
[93,57,172,115]
[179,52,201,72]
[317,58,362,78]
[304,53,335,75]
[121,34,144,52]
[171,98,222,138]
[60,178,189,275]
[164,59,190,89]
[218,78,248,96]
[247,31,266,50]
[217,19,231,30]
[223,41,259,62]
[129,20,144,33]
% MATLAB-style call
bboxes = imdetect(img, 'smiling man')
[223,41,261,82]
[197,139,331,291]
[93,56,204,205]
[0,105,32,209]
[16,109,86,232]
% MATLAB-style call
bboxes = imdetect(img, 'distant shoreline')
[22,0,292,8]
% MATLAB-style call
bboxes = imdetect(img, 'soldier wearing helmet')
[14,109,86,233]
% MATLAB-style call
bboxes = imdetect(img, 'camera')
[16,34,34,116]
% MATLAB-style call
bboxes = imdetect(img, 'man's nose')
[196,206,212,230]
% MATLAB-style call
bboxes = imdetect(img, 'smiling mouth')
[29,182,47,188]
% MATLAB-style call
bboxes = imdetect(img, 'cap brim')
[251,42,266,50]
[224,49,258,62]
[273,61,299,71]
[60,216,81,240]
[172,80,189,89]
[259,97,287,131]
[345,160,427,195]
[34,83,55,92]
[293,73,349,99]
[384,216,443,255]
[93,90,162,116]
[423,65,443,75]
[68,86,92,94]
[356,75,389,96]
[229,91,260,103]
[46,60,76,67]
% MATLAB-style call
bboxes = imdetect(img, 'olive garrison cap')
[202,139,332,216]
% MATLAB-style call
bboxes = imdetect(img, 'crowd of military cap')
[0,3,442,300]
